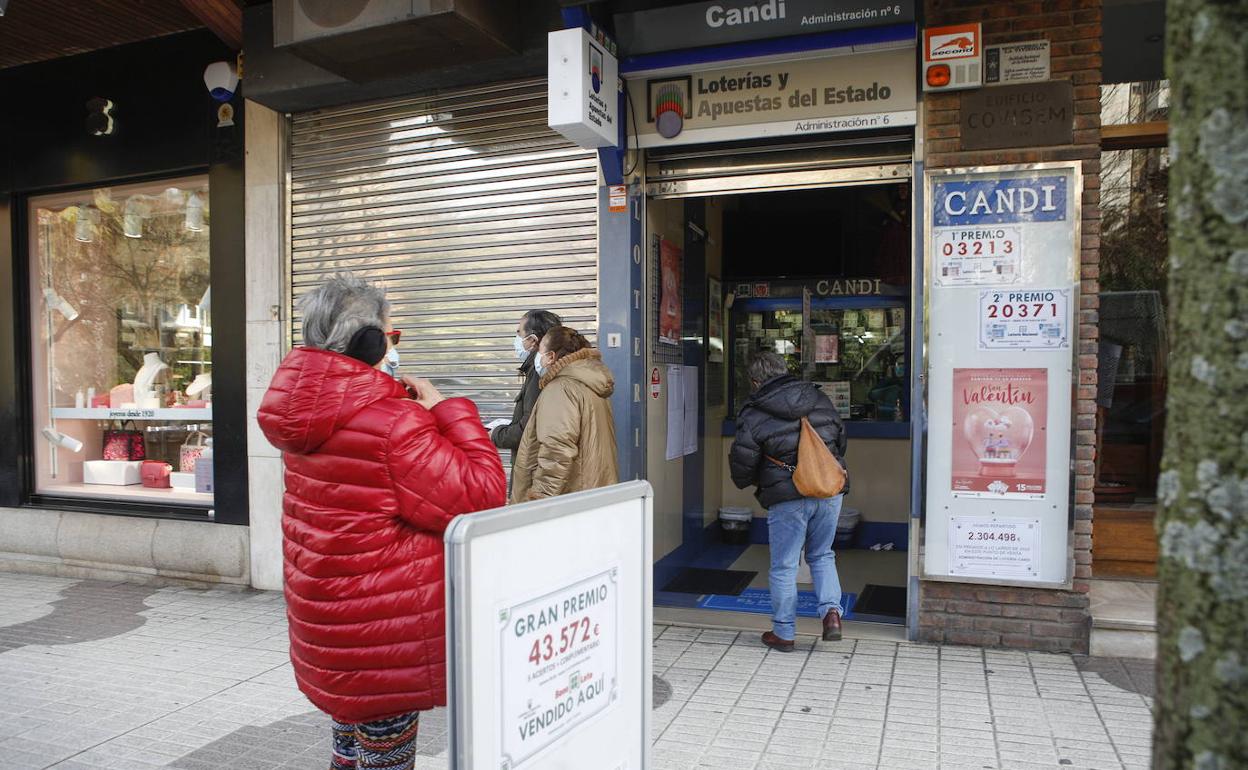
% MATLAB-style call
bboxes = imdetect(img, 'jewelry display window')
[28,175,215,505]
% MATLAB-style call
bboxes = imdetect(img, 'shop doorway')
[643,143,915,630]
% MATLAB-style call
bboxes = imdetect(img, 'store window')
[723,183,911,428]
[1094,81,1169,576]
[29,176,214,506]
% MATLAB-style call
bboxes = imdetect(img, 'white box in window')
[170,471,196,491]
[83,460,143,486]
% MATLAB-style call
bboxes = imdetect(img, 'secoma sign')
[959,80,1074,151]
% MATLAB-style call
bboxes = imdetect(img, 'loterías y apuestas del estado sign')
[627,47,916,147]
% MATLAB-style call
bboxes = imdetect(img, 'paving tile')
[0,572,1164,769]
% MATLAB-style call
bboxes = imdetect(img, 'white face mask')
[384,346,400,377]
[514,334,532,360]
[535,351,550,377]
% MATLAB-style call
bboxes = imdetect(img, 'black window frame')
[3,164,249,526]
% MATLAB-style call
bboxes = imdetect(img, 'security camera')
[204,61,240,103]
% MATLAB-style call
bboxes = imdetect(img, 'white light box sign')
[923,163,1082,586]
[548,27,620,148]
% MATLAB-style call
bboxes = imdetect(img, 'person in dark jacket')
[491,310,562,480]
[730,350,849,651]
[258,275,507,770]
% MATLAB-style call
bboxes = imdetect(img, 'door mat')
[698,588,856,620]
[853,584,907,618]
[662,568,756,596]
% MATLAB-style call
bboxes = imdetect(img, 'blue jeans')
[767,495,844,640]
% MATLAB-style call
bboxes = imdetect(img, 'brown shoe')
[822,608,843,642]
[761,631,795,652]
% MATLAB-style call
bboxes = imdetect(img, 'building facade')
[0,25,252,585]
[1,0,1170,656]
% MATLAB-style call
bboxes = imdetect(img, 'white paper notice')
[683,365,699,456]
[978,288,1070,350]
[934,226,1023,286]
[499,568,620,769]
[665,365,684,461]
[949,516,1041,578]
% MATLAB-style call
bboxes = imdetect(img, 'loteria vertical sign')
[548,28,620,148]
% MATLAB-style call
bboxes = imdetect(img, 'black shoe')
[822,609,843,642]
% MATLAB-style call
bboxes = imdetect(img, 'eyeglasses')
[386,330,402,346]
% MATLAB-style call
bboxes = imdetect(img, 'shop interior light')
[42,287,79,321]
[42,427,84,453]
[74,206,96,243]
[123,195,145,238]
[185,192,204,231]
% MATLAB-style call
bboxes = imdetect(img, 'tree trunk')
[1154,1,1248,768]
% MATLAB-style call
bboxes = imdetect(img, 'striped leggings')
[331,712,421,770]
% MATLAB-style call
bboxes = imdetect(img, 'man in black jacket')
[492,310,561,485]
[730,350,849,651]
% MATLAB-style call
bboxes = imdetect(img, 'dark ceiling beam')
[180,0,243,50]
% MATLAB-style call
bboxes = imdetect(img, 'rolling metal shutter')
[645,136,913,198]
[288,79,600,423]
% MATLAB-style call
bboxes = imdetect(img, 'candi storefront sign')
[628,47,915,147]
[614,0,915,56]
[733,278,900,298]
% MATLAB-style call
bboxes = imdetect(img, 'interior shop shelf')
[40,481,213,505]
[51,407,213,421]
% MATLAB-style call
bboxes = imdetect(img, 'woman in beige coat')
[510,326,619,503]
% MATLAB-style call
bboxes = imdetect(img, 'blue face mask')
[383,346,400,378]
[535,352,549,377]
[514,334,531,361]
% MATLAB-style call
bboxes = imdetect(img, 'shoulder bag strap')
[764,454,796,473]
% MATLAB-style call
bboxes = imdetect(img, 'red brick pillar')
[917,0,1101,654]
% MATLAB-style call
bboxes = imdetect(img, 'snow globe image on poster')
[951,368,1047,499]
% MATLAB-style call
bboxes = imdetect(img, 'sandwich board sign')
[446,482,654,769]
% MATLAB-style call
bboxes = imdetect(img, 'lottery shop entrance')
[643,137,918,635]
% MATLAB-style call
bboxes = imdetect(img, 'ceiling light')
[123,196,146,238]
[74,206,97,243]
[185,192,204,232]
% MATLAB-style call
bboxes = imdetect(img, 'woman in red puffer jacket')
[258,275,506,770]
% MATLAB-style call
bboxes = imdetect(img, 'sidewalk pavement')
[0,572,1154,770]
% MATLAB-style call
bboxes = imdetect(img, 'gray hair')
[747,350,788,388]
[300,274,390,353]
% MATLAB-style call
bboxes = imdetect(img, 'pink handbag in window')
[141,460,172,489]
[180,431,210,473]
[102,421,146,461]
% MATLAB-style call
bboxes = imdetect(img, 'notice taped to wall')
[949,516,1040,578]
[978,288,1070,350]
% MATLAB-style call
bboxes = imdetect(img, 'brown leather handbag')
[766,417,846,498]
